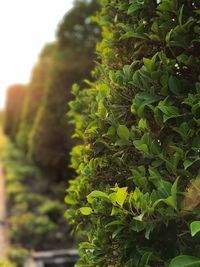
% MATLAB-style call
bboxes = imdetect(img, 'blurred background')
[0,0,100,265]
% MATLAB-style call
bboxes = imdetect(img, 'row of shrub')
[2,143,67,248]
[66,0,200,266]
[2,0,100,258]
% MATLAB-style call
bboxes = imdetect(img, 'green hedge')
[2,142,68,251]
[66,0,200,266]
[16,44,54,152]
[28,0,100,179]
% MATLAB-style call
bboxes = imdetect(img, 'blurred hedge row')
[2,0,100,255]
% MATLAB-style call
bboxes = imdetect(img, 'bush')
[5,246,29,267]
[38,200,65,222]
[2,141,69,251]
[66,0,200,266]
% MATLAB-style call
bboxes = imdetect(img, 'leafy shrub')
[5,246,29,267]
[2,141,70,251]
[9,213,57,240]
[38,200,65,222]
[66,0,200,266]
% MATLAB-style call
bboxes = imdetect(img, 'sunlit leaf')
[80,207,92,216]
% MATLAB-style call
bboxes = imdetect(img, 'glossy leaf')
[190,221,200,237]
[117,125,130,141]
[169,255,200,267]
[80,207,93,216]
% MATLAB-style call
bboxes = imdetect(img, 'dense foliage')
[66,0,200,266]
[2,143,70,250]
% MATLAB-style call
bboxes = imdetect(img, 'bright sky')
[0,0,74,109]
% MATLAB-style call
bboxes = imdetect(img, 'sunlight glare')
[0,0,73,109]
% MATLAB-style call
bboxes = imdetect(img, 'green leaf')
[131,166,148,188]
[183,160,193,170]
[116,187,128,207]
[131,71,144,88]
[120,32,148,40]
[64,195,77,205]
[183,158,200,170]
[151,22,159,33]
[165,29,173,43]
[157,98,180,122]
[111,206,119,216]
[87,190,110,203]
[80,242,96,249]
[173,122,191,141]
[154,107,163,126]
[168,76,182,95]
[117,125,130,141]
[106,220,123,228]
[178,5,184,25]
[140,251,154,266]
[112,226,125,239]
[133,141,149,153]
[80,207,92,215]
[153,178,178,210]
[128,3,143,15]
[169,255,200,267]
[143,54,157,72]
[132,92,163,118]
[138,118,148,130]
[163,196,176,209]
[190,221,200,237]
[171,177,179,202]
[145,223,154,239]
[130,219,145,232]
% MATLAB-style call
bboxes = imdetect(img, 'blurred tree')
[4,84,27,141]
[57,0,100,49]
[29,0,100,180]
[2,0,100,253]
[16,44,55,151]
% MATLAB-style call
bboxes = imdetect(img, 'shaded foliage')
[57,0,100,48]
[2,142,71,251]
[66,0,200,266]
